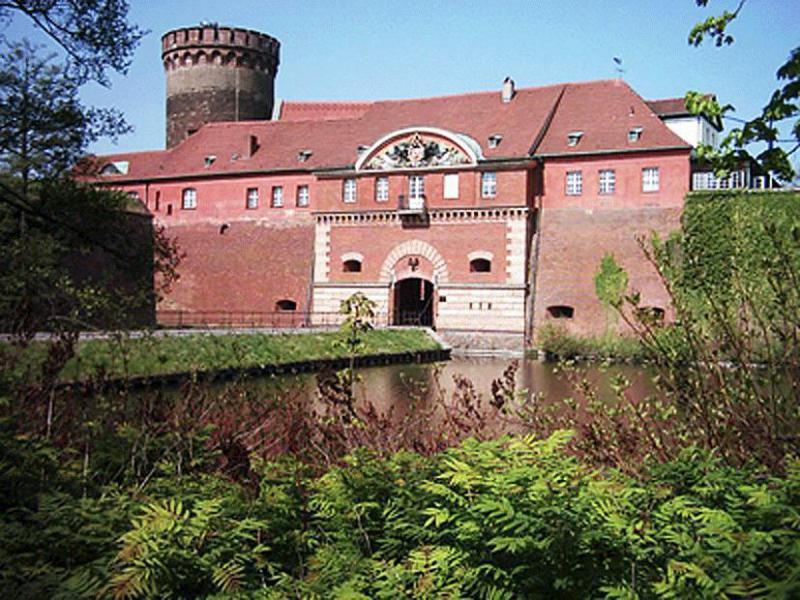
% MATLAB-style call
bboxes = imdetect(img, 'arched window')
[343,259,362,273]
[547,305,574,319]
[275,299,297,311]
[470,258,491,273]
[182,188,197,209]
[341,252,364,273]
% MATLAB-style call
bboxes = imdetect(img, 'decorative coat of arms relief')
[365,133,470,170]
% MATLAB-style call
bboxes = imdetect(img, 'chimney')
[501,77,515,103]
[244,134,258,158]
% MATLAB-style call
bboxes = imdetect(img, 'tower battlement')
[162,25,280,148]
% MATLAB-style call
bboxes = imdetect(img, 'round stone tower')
[161,25,280,148]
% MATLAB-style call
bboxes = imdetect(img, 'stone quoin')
[93,24,711,349]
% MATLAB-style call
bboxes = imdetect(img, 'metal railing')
[393,310,434,327]
[157,310,391,329]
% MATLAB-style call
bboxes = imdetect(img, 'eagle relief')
[366,133,470,170]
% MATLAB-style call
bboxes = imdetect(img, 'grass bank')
[3,328,440,384]
[532,324,650,362]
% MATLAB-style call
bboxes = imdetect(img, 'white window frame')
[566,171,583,195]
[443,173,459,199]
[181,188,197,210]
[481,171,497,198]
[375,176,389,202]
[408,175,425,200]
[246,187,259,209]
[343,178,357,203]
[598,169,615,195]
[271,185,283,207]
[642,167,660,192]
[296,184,309,207]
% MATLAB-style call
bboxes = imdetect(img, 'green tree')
[0,40,129,195]
[0,0,145,85]
[686,0,799,180]
[594,253,629,333]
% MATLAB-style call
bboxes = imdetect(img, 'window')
[566,171,582,195]
[99,163,121,176]
[126,191,140,201]
[155,191,161,211]
[443,173,459,199]
[488,134,503,149]
[628,127,643,142]
[343,178,357,203]
[375,177,389,202]
[481,172,497,198]
[275,299,297,311]
[246,187,259,209]
[567,131,583,146]
[296,185,309,207]
[599,169,615,195]
[642,167,660,192]
[408,175,425,200]
[181,188,197,209]
[271,186,283,207]
[470,258,492,273]
[343,259,362,272]
[547,305,574,319]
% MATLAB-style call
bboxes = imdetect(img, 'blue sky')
[3,0,798,167]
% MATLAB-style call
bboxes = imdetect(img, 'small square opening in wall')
[439,296,447,303]
[547,305,574,319]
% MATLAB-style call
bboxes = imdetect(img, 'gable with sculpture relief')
[357,128,480,171]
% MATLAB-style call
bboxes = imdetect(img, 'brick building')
[94,25,702,349]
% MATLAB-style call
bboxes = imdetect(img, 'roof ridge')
[281,100,375,106]
[278,78,621,107]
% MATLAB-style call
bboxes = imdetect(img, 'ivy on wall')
[678,190,800,316]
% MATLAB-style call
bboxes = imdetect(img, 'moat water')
[205,355,658,414]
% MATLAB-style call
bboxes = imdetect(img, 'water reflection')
[130,357,658,417]
[347,356,657,413]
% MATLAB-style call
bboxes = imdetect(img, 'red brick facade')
[93,26,695,344]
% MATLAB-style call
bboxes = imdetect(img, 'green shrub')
[535,323,648,361]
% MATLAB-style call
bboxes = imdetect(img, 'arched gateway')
[379,240,448,327]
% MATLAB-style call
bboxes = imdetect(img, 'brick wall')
[532,150,689,337]
[327,218,510,284]
[158,218,314,315]
[314,167,530,212]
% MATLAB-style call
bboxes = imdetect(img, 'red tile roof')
[536,81,689,155]
[94,79,690,181]
[646,97,690,117]
[279,101,374,121]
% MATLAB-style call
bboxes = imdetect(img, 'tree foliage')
[686,0,799,180]
[0,40,129,189]
[0,0,145,85]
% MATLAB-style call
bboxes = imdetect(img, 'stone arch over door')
[379,240,450,283]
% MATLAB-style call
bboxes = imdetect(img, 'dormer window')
[357,144,370,155]
[99,161,128,176]
[488,134,503,149]
[297,150,313,163]
[628,127,643,142]
[567,131,583,147]
[100,164,120,176]
[204,155,216,167]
